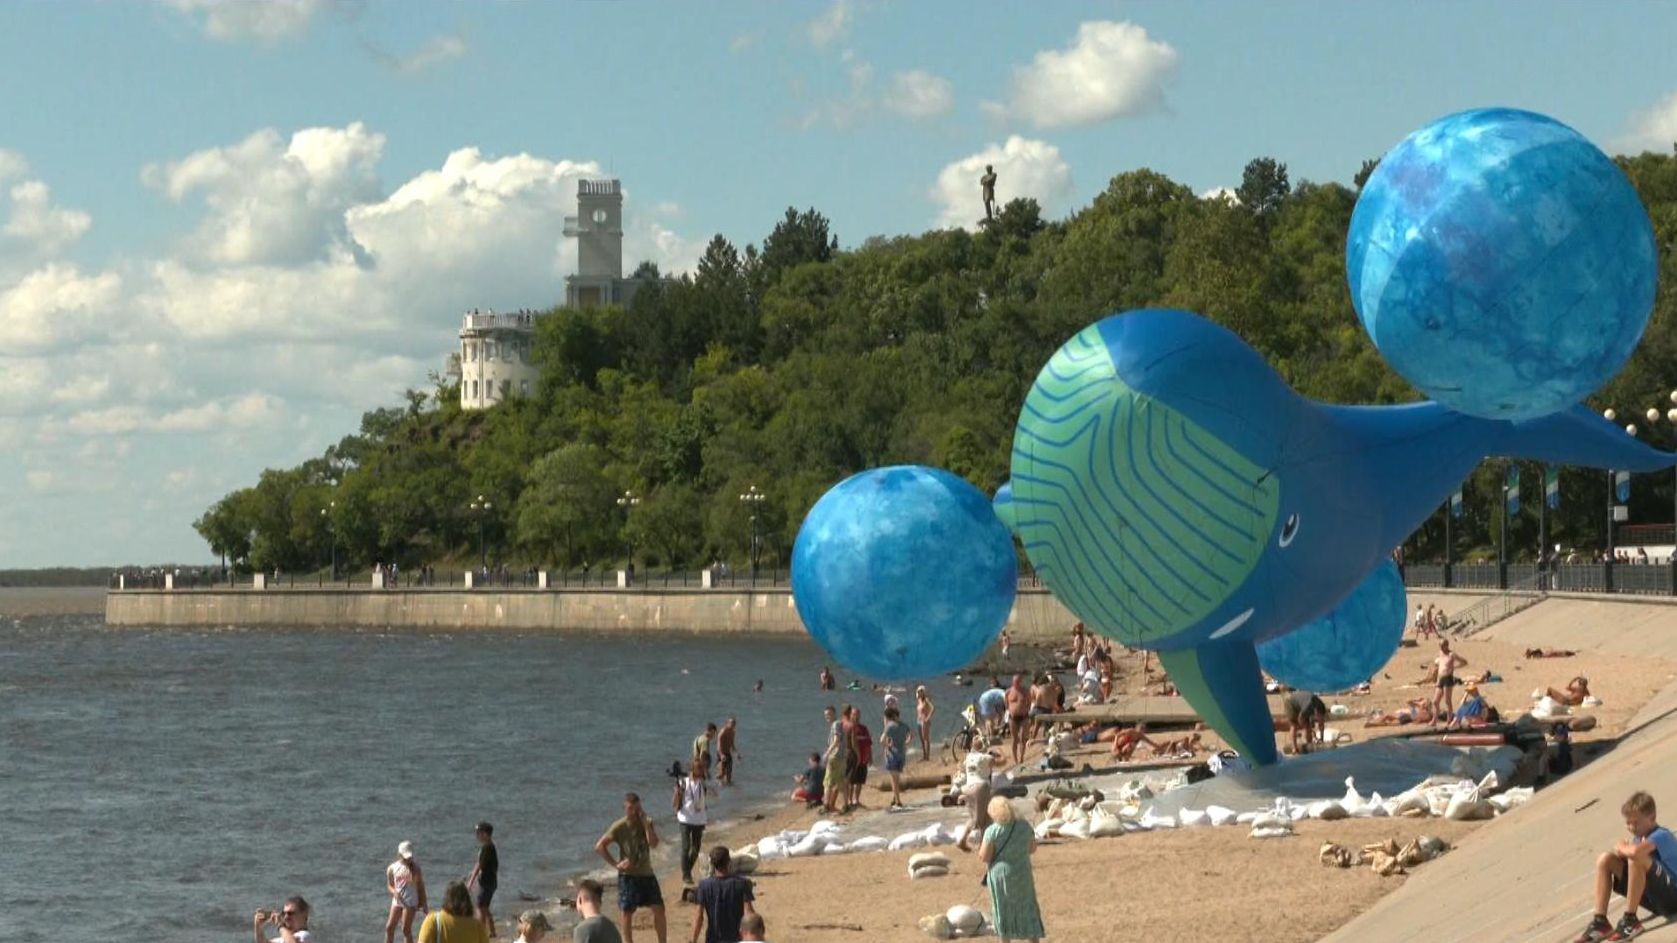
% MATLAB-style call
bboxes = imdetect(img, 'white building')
[458,309,538,411]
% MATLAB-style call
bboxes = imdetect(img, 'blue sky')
[1,0,1676,566]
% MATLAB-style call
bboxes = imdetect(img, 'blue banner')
[1545,466,1560,510]
[1505,465,1520,516]
[1450,486,1463,518]
[1616,470,1631,504]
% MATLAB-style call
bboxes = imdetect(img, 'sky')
[3,0,1677,567]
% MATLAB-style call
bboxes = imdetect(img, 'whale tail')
[1495,404,1677,471]
[1157,641,1279,766]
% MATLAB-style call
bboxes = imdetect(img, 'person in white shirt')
[674,756,718,886]
[253,896,313,943]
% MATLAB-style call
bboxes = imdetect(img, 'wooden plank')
[1032,694,1290,726]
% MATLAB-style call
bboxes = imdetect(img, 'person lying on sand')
[1546,676,1592,707]
[1111,723,1159,761]
[1365,699,1436,727]
[1527,647,1578,659]
[1150,732,1203,757]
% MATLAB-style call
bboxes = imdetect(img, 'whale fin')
[1497,404,1677,472]
[1158,641,1278,766]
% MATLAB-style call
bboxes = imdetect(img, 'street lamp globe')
[1649,408,1662,424]
[1666,408,1677,424]
[1627,424,1639,436]
[1605,408,1618,422]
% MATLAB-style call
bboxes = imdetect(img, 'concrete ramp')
[1324,600,1677,943]
[1478,595,1677,661]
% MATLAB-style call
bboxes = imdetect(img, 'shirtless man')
[1152,732,1203,757]
[1005,674,1030,766]
[717,717,739,786]
[1365,698,1436,727]
[1432,639,1469,722]
[1546,676,1592,706]
[1030,674,1058,735]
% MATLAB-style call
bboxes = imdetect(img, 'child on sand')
[791,752,823,805]
[1572,791,1677,941]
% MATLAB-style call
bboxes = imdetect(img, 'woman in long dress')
[978,797,1045,942]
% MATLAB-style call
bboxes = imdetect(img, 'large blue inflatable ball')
[1348,108,1656,421]
[1257,561,1406,693]
[792,466,1018,680]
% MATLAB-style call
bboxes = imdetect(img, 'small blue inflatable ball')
[792,466,1018,681]
[1257,562,1406,694]
[1348,108,1656,421]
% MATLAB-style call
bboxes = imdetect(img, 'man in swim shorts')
[717,717,739,785]
[1005,674,1030,766]
[595,793,665,943]
[1432,640,1468,723]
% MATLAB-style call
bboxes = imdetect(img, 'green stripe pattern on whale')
[1011,324,1281,647]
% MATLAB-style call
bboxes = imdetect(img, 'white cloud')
[165,0,326,43]
[366,34,467,74]
[0,149,27,183]
[1199,186,1238,203]
[884,70,954,120]
[142,123,385,266]
[4,181,92,254]
[1617,91,1677,155]
[0,264,124,352]
[68,392,284,436]
[930,136,1073,230]
[807,0,854,47]
[729,30,763,54]
[989,21,1178,129]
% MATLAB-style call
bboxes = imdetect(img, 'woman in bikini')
[915,686,936,762]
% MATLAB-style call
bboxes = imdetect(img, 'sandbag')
[1060,819,1091,840]
[733,852,759,875]
[1138,808,1178,829]
[888,831,928,852]
[787,833,830,857]
[756,837,788,860]
[1310,801,1350,821]
[1206,805,1239,827]
[919,914,954,939]
[1179,808,1210,828]
[1088,811,1123,838]
[847,836,889,853]
[922,823,957,847]
[947,905,984,933]
[1444,792,1493,821]
[909,852,952,871]
[909,864,949,879]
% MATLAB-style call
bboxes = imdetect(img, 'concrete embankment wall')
[105,587,1080,638]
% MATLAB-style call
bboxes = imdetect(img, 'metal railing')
[1446,571,1547,638]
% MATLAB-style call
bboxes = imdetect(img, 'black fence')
[1401,561,1676,596]
[112,566,790,592]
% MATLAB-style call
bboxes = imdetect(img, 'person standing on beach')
[674,756,717,886]
[418,882,489,943]
[1432,639,1468,723]
[690,847,755,943]
[818,666,835,690]
[465,821,499,938]
[253,896,312,943]
[980,798,1045,943]
[847,706,873,810]
[821,705,850,813]
[386,841,428,943]
[573,879,623,943]
[915,686,936,762]
[717,718,739,786]
[881,706,911,809]
[595,793,666,943]
[1005,675,1029,766]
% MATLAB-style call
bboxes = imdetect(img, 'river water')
[0,614,944,942]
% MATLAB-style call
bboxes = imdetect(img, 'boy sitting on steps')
[1575,791,1677,941]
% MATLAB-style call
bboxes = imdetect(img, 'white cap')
[398,841,415,860]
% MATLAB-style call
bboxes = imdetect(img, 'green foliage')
[200,155,1677,572]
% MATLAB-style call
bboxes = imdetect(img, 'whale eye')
[1279,513,1300,548]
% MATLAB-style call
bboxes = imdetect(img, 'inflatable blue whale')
[1004,308,1675,765]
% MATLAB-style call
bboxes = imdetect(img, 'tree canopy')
[197,153,1677,574]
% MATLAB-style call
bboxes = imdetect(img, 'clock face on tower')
[592,209,608,224]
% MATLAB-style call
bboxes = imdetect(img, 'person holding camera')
[252,896,312,943]
[673,756,718,887]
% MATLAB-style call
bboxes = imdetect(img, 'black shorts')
[850,762,869,785]
[617,873,663,913]
[476,882,496,910]
[1614,861,1677,916]
[1438,675,1458,689]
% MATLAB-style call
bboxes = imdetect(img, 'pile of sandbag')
[919,904,986,939]
[1319,835,1450,876]
[908,852,951,879]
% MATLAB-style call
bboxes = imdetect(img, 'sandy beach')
[618,631,1677,943]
